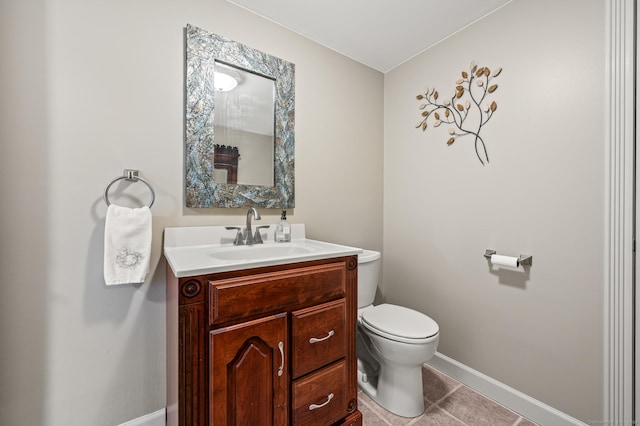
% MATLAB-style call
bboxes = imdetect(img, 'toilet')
[356,250,439,418]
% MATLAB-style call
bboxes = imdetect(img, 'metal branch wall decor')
[415,61,502,165]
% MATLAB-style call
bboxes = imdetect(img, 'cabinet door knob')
[309,330,335,344]
[309,393,334,411]
[277,341,284,377]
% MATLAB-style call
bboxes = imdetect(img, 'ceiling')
[227,0,513,73]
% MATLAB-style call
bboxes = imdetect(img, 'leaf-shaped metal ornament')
[415,61,502,165]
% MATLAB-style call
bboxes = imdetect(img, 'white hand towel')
[104,205,152,285]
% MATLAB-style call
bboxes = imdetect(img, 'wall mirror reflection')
[213,61,275,187]
[185,24,295,208]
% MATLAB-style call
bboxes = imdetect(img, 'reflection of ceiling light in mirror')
[214,72,238,91]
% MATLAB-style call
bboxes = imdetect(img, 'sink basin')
[209,242,318,261]
[164,224,362,277]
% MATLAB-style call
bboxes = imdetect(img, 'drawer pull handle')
[309,393,334,411]
[309,330,335,344]
[277,341,284,377]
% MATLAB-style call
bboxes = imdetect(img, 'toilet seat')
[361,304,439,344]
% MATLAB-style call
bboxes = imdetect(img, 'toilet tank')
[358,250,381,308]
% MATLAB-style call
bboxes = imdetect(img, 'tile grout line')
[359,366,538,426]
[433,384,526,426]
[425,383,471,426]
[429,369,535,426]
[414,399,440,425]
[437,405,469,426]
[357,392,394,426]
[406,416,420,425]
[431,382,464,407]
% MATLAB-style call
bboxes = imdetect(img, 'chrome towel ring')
[104,169,155,208]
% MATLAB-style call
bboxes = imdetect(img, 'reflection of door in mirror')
[213,144,239,184]
[214,61,275,187]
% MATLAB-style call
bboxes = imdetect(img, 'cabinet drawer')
[292,299,346,378]
[209,262,346,324]
[292,360,347,426]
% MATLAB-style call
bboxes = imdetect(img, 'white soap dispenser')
[275,210,291,243]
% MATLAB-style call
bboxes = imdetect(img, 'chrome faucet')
[244,207,261,245]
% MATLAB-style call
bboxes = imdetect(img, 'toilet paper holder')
[484,249,533,266]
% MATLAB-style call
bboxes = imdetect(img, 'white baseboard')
[427,352,588,426]
[118,408,165,426]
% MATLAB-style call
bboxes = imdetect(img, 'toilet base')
[357,362,425,418]
[355,303,438,418]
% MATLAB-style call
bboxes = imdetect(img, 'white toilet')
[356,250,439,418]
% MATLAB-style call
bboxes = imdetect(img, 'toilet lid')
[361,304,439,342]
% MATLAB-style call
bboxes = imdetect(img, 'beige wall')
[0,0,612,423]
[383,0,604,422]
[0,0,383,424]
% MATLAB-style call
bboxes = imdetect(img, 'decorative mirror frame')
[185,24,295,208]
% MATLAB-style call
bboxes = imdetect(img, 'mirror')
[185,24,295,208]
[213,61,275,186]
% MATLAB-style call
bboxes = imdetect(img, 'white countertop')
[164,224,362,277]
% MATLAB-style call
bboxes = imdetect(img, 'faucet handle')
[225,226,244,245]
[254,225,270,244]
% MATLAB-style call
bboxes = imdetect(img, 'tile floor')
[358,365,538,426]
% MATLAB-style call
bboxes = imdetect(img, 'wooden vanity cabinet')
[166,255,362,426]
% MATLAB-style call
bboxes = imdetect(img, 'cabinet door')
[210,313,288,425]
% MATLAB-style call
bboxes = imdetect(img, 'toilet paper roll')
[490,254,520,268]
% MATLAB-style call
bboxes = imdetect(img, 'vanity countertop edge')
[164,224,362,278]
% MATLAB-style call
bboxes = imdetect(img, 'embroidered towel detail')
[104,205,152,285]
